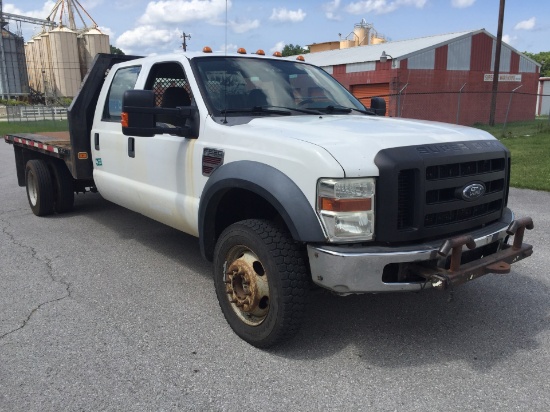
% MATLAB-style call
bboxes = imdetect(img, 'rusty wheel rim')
[224,246,270,326]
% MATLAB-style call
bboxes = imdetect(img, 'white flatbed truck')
[4,51,533,347]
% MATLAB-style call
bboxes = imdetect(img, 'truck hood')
[242,115,495,177]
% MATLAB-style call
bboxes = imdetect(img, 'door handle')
[94,133,100,150]
[128,137,135,158]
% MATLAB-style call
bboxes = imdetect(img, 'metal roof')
[296,29,482,67]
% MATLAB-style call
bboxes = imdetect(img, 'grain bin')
[78,27,109,78]
[0,29,30,98]
[24,39,36,91]
[40,31,56,98]
[353,20,371,46]
[31,35,44,92]
[49,26,81,98]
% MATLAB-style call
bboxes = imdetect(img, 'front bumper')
[307,208,533,294]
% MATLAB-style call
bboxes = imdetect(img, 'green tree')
[110,45,125,55]
[523,51,550,77]
[281,44,309,57]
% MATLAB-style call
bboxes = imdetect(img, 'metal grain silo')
[39,31,56,98]
[353,20,371,46]
[49,26,81,98]
[0,29,30,98]
[35,35,48,93]
[33,35,45,92]
[29,36,45,92]
[78,27,109,78]
[24,39,36,91]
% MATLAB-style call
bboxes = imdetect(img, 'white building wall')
[447,37,471,71]
[408,49,435,70]
[491,41,511,73]
[538,78,550,116]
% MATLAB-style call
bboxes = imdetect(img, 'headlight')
[317,178,375,242]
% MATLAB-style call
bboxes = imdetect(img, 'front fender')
[199,160,326,261]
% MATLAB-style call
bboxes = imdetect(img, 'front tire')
[213,219,309,348]
[25,160,54,216]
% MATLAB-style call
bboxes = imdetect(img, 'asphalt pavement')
[1,139,549,411]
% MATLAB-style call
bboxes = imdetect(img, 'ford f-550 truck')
[4,51,533,347]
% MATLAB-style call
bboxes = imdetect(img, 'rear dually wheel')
[25,159,54,216]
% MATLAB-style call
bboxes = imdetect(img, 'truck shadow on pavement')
[69,193,548,371]
[276,272,549,371]
[67,192,212,276]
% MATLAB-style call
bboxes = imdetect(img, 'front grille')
[424,199,502,227]
[375,140,510,243]
[426,178,504,204]
[426,158,505,180]
[397,170,415,230]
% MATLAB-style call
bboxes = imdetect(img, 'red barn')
[301,29,541,125]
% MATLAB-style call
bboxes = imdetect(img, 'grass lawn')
[476,117,550,192]
[0,119,68,136]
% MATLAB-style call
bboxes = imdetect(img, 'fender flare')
[199,161,326,261]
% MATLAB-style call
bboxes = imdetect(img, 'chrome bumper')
[307,209,530,294]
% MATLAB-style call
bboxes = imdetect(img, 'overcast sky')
[6,0,548,57]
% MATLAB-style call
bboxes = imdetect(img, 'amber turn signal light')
[319,197,372,212]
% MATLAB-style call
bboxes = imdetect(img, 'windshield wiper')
[220,106,291,116]
[304,105,375,115]
[325,105,352,113]
[348,107,375,115]
[269,105,324,115]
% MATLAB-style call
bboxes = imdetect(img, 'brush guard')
[410,217,534,291]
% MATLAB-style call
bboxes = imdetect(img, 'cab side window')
[103,66,141,122]
[145,62,193,127]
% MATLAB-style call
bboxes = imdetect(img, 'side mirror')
[122,90,200,138]
[122,90,157,137]
[370,97,386,116]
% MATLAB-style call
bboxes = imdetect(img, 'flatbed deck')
[4,132,72,158]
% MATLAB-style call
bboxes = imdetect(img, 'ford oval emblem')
[462,182,486,201]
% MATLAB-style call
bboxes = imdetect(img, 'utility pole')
[182,32,191,52]
[489,0,505,126]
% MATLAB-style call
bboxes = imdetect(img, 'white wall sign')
[484,74,522,82]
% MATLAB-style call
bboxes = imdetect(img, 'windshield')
[192,56,367,116]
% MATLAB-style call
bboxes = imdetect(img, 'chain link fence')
[2,90,549,128]
[359,90,550,127]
